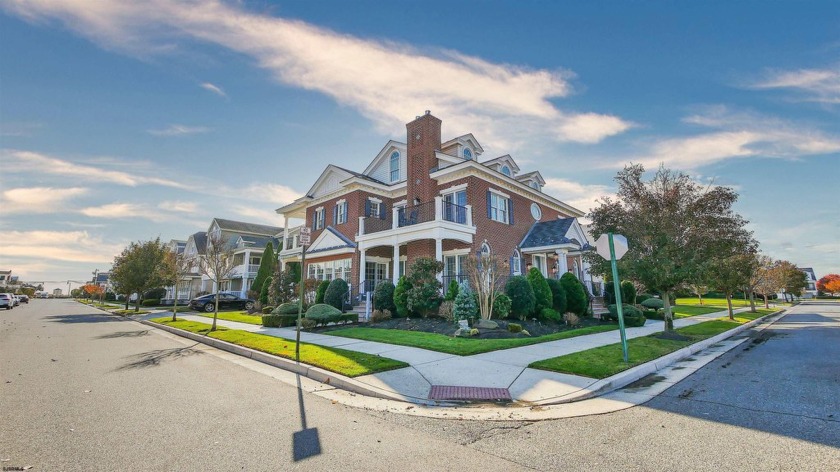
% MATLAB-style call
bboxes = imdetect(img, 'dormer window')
[530,181,540,191]
[463,148,473,160]
[389,151,400,182]
[501,165,511,177]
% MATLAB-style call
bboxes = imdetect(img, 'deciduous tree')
[198,232,237,330]
[110,238,168,312]
[586,164,752,331]
[463,249,508,319]
[817,274,840,295]
[158,250,191,321]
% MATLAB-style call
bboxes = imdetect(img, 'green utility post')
[608,232,629,363]
[295,227,311,362]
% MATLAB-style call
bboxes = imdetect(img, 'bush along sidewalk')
[149,317,407,377]
[529,308,780,379]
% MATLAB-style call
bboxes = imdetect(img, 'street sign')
[596,233,628,260]
[299,227,311,246]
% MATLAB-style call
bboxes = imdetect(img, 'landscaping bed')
[320,317,619,356]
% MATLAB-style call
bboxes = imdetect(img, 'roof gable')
[441,133,484,155]
[363,140,407,177]
[306,226,356,254]
[519,217,589,250]
[213,218,282,236]
[482,154,521,175]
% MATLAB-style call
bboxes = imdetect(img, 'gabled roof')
[189,231,208,255]
[362,140,406,176]
[236,235,279,250]
[802,267,817,280]
[306,226,357,254]
[520,218,576,249]
[516,171,546,186]
[213,218,282,236]
[441,133,485,155]
[482,154,521,174]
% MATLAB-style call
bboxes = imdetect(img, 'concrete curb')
[139,319,434,404]
[532,308,787,405]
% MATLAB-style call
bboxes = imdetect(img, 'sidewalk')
[143,306,761,405]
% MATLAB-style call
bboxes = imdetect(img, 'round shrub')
[540,307,561,322]
[371,309,392,323]
[373,281,396,313]
[393,276,412,318]
[272,302,301,315]
[507,323,523,333]
[305,303,343,326]
[636,294,651,305]
[262,313,297,327]
[492,293,511,319]
[453,282,478,322]
[546,278,567,314]
[315,280,330,304]
[560,273,587,316]
[505,276,535,320]
[262,306,275,314]
[606,303,646,327]
[527,267,553,315]
[324,278,349,311]
[142,298,160,307]
[641,298,664,311]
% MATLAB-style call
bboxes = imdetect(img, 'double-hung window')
[335,201,347,225]
[369,200,381,217]
[443,189,467,223]
[489,192,509,224]
[314,208,325,230]
[389,151,400,182]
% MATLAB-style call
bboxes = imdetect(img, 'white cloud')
[1,186,89,213]
[241,184,301,206]
[79,203,147,219]
[543,177,613,215]
[1,0,632,145]
[0,230,124,263]
[158,200,199,213]
[620,106,840,170]
[3,149,189,189]
[147,124,210,136]
[750,65,840,104]
[200,82,226,97]
[227,204,286,227]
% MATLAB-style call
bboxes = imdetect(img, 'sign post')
[596,233,629,363]
[296,227,311,361]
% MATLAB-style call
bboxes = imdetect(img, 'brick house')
[276,112,595,301]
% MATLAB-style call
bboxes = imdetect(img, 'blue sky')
[1,0,838,293]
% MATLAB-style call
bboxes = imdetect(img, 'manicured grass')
[198,311,263,325]
[151,318,407,377]
[671,305,724,317]
[529,308,780,379]
[675,297,758,308]
[324,324,619,356]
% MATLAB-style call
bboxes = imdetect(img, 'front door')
[365,262,388,292]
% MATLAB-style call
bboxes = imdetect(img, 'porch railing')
[397,201,435,227]
[359,196,473,236]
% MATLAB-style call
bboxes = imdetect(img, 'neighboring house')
[94,271,111,294]
[0,270,12,289]
[162,239,188,304]
[276,112,594,303]
[802,267,818,298]
[180,219,282,299]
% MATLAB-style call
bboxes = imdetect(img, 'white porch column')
[359,247,367,292]
[465,204,473,227]
[435,238,443,284]
[358,216,365,235]
[392,206,400,230]
[392,244,400,284]
[434,196,443,221]
[282,218,289,248]
[556,249,568,277]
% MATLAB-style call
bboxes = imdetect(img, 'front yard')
[529,308,778,378]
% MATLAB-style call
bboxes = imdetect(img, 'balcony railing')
[359,196,473,236]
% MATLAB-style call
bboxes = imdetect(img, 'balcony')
[357,196,475,246]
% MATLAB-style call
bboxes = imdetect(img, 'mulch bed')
[319,316,611,339]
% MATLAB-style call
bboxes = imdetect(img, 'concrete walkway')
[150,306,757,404]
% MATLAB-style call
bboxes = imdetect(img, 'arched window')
[389,151,400,182]
[512,249,521,275]
[463,148,473,160]
[480,242,491,255]
[501,165,511,177]
[530,181,540,191]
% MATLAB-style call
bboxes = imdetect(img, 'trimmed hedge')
[540,307,562,322]
[641,298,664,310]
[262,314,298,327]
[305,303,343,326]
[272,302,301,315]
[142,298,160,307]
[324,278,348,311]
[506,275,535,320]
[262,306,275,314]
[606,303,646,327]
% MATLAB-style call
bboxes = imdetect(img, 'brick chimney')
[406,111,442,205]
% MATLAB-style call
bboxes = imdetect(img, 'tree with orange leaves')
[817,274,840,295]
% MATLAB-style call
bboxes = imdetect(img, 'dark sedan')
[189,293,255,313]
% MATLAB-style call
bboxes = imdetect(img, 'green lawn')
[675,297,761,308]
[151,318,407,377]
[198,311,263,325]
[671,305,724,318]
[529,308,778,379]
[325,324,619,356]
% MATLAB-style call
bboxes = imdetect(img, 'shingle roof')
[192,232,207,255]
[214,218,282,236]
[239,235,280,250]
[333,165,389,186]
[520,218,578,249]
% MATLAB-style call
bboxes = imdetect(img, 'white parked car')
[0,293,13,310]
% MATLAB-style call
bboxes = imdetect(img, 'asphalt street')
[2,299,838,471]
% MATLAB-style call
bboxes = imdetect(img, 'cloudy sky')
[1,0,838,293]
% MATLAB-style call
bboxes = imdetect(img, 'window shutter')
[508,198,514,225]
[379,202,387,220]
[364,199,371,217]
[332,206,337,225]
[509,256,514,275]
[311,210,316,230]
[486,191,492,219]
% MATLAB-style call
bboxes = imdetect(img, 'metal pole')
[295,248,306,362]
[609,233,629,363]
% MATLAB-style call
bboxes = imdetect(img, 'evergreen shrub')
[324,278,348,311]
[373,281,396,313]
[527,267,553,315]
[546,278,567,314]
[560,273,587,316]
[505,276,535,320]
[315,280,330,304]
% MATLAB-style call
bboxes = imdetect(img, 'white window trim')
[489,191,510,224]
[335,199,346,205]
[368,197,382,204]
[442,248,471,256]
[533,254,547,277]
[489,188,511,199]
[439,183,468,194]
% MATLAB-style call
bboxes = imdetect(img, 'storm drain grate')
[428,385,512,401]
